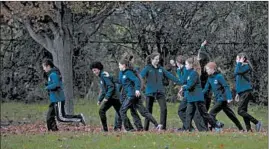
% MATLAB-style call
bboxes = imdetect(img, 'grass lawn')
[1,99,268,149]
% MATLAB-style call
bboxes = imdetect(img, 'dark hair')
[127,55,134,62]
[90,61,104,70]
[42,59,62,82]
[119,58,133,69]
[237,52,253,70]
[120,52,137,69]
[176,55,185,64]
[42,59,54,68]
[121,52,133,63]
[146,52,160,65]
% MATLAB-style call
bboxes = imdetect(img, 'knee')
[140,112,148,117]
[120,110,124,117]
[209,111,214,116]
[178,110,184,116]
[46,114,51,121]
[237,109,245,116]
[185,111,193,117]
[130,111,138,117]
[161,107,167,113]
[120,108,127,116]
[46,117,51,122]
[99,109,105,116]
[146,105,152,111]
[178,111,181,117]
[139,109,149,117]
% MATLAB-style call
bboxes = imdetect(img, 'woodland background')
[1,2,267,113]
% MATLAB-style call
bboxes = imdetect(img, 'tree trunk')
[52,36,74,114]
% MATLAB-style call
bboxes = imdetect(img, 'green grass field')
[1,100,268,149]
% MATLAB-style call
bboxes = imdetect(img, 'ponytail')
[120,52,136,69]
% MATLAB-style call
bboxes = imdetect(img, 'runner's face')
[119,63,126,71]
[176,62,183,68]
[42,64,51,72]
[92,68,100,76]
[185,61,192,70]
[205,66,214,75]
[151,55,160,66]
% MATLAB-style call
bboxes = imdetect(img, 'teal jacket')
[120,69,141,98]
[203,72,232,102]
[118,67,140,93]
[45,68,65,103]
[234,62,252,94]
[176,66,190,97]
[182,69,204,103]
[176,66,190,84]
[140,64,181,96]
[98,71,117,102]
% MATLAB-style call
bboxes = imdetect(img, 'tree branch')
[77,8,116,49]
[77,3,116,29]
[85,14,108,38]
[24,18,52,52]
[54,1,64,36]
[2,2,53,52]
[48,21,59,38]
[111,23,133,39]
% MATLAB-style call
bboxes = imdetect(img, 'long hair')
[186,56,201,76]
[146,52,160,65]
[237,52,253,70]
